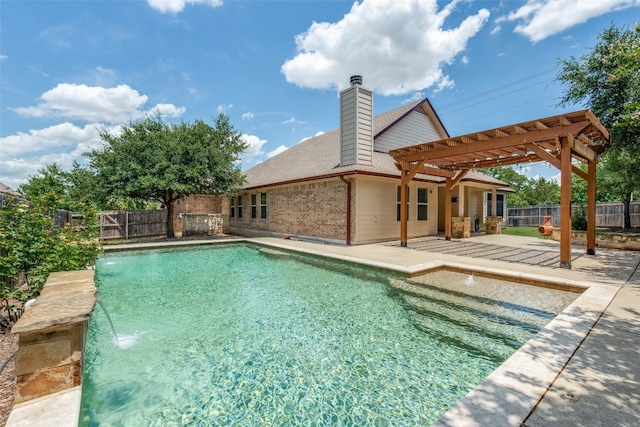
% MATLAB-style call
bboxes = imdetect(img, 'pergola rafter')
[389,110,611,269]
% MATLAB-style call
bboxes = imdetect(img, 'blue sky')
[1,0,639,189]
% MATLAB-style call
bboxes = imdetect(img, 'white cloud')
[242,112,254,120]
[461,56,470,65]
[490,25,501,36]
[502,0,640,43]
[0,55,7,61]
[281,0,489,96]
[239,133,266,166]
[280,116,309,125]
[267,145,288,158]
[0,122,102,158]
[299,131,325,144]
[0,122,119,188]
[13,83,185,124]
[147,0,223,14]
[217,103,233,114]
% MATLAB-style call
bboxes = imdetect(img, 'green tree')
[480,166,560,207]
[479,166,530,206]
[88,113,247,238]
[0,196,100,329]
[520,177,560,206]
[598,147,640,228]
[556,23,640,228]
[19,164,74,212]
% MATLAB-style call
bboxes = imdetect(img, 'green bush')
[0,197,100,330]
[571,206,588,231]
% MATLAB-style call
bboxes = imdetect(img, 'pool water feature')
[80,244,577,426]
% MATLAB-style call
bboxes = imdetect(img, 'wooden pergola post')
[444,177,452,240]
[399,159,428,247]
[560,136,573,268]
[444,170,468,241]
[400,170,409,247]
[587,160,597,255]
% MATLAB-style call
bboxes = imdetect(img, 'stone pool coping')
[7,238,621,426]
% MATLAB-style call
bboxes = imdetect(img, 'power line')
[439,78,556,116]
[445,93,561,130]
[436,66,560,112]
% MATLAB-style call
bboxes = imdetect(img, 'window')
[230,197,235,218]
[260,192,267,219]
[237,195,243,218]
[417,188,428,221]
[396,186,409,221]
[251,194,257,218]
[487,193,505,217]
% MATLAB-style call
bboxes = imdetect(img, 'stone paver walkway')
[384,236,583,267]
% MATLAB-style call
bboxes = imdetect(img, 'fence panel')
[507,201,640,228]
[100,210,167,240]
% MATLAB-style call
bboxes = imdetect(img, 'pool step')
[388,278,554,329]
[403,294,538,348]
[410,312,516,363]
[389,278,552,361]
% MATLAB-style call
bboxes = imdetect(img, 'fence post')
[125,211,129,240]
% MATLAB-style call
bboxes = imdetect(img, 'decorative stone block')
[486,216,503,235]
[452,217,471,238]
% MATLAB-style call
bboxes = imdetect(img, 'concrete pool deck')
[8,234,640,426]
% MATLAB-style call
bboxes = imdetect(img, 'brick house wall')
[173,194,229,235]
[230,178,349,242]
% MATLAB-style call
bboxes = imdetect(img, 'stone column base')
[452,217,471,238]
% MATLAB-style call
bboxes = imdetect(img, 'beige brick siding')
[230,179,348,241]
[230,175,439,244]
[173,194,229,234]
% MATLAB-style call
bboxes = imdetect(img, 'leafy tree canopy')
[556,22,640,144]
[88,113,247,237]
[555,22,640,227]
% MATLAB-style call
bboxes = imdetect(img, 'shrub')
[0,197,100,330]
[571,206,588,231]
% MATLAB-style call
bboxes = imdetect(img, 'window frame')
[396,186,409,222]
[251,194,257,219]
[417,187,428,221]
[260,192,267,219]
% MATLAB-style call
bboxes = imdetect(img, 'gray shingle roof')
[243,100,508,189]
[0,182,17,194]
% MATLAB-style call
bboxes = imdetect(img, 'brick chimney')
[340,75,373,166]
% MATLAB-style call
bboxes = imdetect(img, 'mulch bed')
[0,332,17,427]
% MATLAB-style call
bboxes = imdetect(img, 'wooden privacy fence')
[508,201,640,228]
[100,210,166,240]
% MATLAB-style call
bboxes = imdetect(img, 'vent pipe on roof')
[350,75,362,87]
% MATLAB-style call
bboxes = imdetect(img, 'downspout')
[340,176,351,245]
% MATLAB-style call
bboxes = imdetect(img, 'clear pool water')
[80,244,577,426]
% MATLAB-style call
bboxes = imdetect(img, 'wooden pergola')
[389,110,611,268]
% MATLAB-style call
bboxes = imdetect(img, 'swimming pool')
[80,244,577,425]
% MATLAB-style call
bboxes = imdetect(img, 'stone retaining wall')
[551,229,640,250]
[11,270,96,403]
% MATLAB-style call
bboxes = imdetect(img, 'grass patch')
[502,226,541,238]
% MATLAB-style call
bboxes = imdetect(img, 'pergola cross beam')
[390,110,611,269]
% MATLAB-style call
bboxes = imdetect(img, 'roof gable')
[242,99,505,189]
